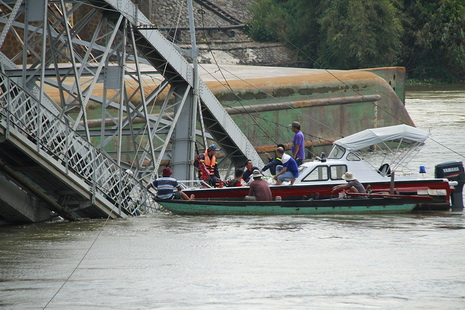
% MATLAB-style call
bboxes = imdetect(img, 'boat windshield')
[328,145,345,159]
[301,166,329,182]
[301,164,348,182]
[346,152,362,161]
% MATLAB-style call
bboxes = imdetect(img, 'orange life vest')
[201,150,217,177]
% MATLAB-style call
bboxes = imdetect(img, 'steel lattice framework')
[0,0,263,185]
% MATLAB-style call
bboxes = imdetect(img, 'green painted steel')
[158,200,416,215]
[213,67,412,157]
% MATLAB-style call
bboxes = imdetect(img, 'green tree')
[281,0,322,61]
[247,0,289,42]
[248,0,322,62]
[248,0,465,82]
[401,0,465,81]
[316,0,402,69]
[249,0,402,69]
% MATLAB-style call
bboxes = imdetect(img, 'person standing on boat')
[196,144,222,187]
[147,167,194,200]
[290,121,305,166]
[245,170,272,201]
[242,159,259,184]
[274,147,299,185]
[331,172,367,195]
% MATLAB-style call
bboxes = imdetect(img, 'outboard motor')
[435,161,465,211]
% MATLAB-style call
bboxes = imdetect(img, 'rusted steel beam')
[84,94,380,128]
[225,94,381,115]
[147,25,247,31]
[254,140,334,154]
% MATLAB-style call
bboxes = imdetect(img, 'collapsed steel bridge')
[0,0,263,223]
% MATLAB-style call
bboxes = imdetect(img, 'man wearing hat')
[147,167,194,200]
[290,121,305,166]
[196,144,222,187]
[245,170,272,201]
[331,172,366,195]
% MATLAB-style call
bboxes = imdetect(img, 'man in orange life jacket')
[196,144,222,187]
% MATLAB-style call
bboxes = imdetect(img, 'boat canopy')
[334,124,429,151]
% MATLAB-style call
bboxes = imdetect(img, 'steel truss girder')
[0,0,263,187]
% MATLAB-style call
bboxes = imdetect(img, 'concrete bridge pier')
[0,175,51,224]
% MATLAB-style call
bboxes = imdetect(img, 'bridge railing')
[0,72,157,216]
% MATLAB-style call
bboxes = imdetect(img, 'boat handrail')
[177,179,213,189]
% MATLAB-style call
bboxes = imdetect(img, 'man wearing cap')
[196,144,222,187]
[331,172,366,195]
[290,121,305,166]
[245,170,272,201]
[147,167,194,200]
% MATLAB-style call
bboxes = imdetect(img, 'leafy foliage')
[247,0,288,42]
[317,0,402,69]
[401,0,465,81]
[248,0,465,82]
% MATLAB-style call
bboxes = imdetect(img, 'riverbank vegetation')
[248,0,465,83]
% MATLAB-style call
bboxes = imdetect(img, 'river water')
[1,87,465,309]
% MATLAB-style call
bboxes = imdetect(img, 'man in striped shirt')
[147,167,194,200]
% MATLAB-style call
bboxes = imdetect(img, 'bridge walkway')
[0,0,264,224]
[0,71,155,224]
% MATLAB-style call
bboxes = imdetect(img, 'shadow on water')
[2,209,463,235]
[406,83,465,92]
[140,209,465,233]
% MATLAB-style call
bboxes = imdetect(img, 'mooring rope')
[42,215,113,309]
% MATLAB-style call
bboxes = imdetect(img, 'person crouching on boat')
[245,170,272,201]
[274,147,299,185]
[331,172,366,197]
[261,144,285,176]
[147,167,194,200]
[195,144,222,187]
